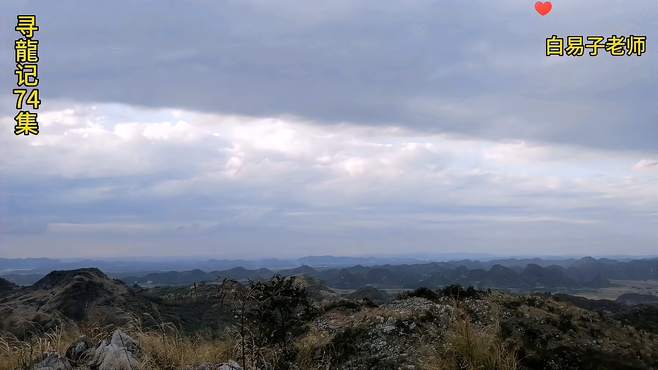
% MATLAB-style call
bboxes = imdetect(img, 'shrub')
[233,275,316,369]
[399,287,440,301]
[420,319,518,370]
[246,275,315,347]
[439,285,482,300]
[326,326,369,367]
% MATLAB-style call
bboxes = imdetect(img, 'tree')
[237,275,316,369]
[247,275,315,347]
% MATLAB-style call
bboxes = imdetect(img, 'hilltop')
[0,277,17,294]
[0,268,159,338]
[116,257,658,293]
[0,268,657,369]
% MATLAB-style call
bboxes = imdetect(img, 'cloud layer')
[1,0,656,150]
[0,1,656,257]
[1,103,655,257]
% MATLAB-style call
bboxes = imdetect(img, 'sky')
[0,0,656,258]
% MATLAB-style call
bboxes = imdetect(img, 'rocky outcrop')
[0,269,157,338]
[0,277,17,294]
[616,293,658,306]
[65,336,93,366]
[30,330,143,370]
[10,271,658,370]
[347,286,390,304]
[32,352,72,370]
[91,330,142,370]
[180,361,243,370]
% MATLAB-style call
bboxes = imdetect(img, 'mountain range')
[115,256,658,291]
[1,267,657,369]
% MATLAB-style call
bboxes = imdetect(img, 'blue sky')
[0,0,656,258]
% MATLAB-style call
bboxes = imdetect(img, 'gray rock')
[219,361,242,370]
[382,324,396,333]
[65,336,92,365]
[91,330,142,370]
[32,352,72,370]
[180,360,243,370]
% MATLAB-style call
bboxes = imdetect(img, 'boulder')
[180,360,243,370]
[218,362,242,370]
[65,336,92,365]
[32,352,72,370]
[91,329,142,370]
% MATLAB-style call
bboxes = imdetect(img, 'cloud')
[0,0,656,151]
[0,1,656,257]
[1,102,656,257]
[633,159,658,172]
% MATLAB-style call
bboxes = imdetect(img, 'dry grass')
[0,298,519,370]
[0,316,518,370]
[294,327,332,370]
[0,319,235,370]
[128,317,236,370]
[138,331,234,369]
[0,325,80,370]
[444,319,517,370]
[419,306,518,370]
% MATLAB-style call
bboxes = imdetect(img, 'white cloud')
[1,101,656,257]
[633,159,658,172]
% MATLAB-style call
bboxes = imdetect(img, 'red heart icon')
[535,1,552,16]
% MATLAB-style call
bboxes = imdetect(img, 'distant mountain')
[0,255,428,275]
[217,267,275,281]
[3,254,634,276]
[6,257,658,293]
[116,257,658,291]
[4,268,658,369]
[0,277,17,294]
[553,293,658,336]
[520,264,577,288]
[0,268,158,337]
[0,257,60,272]
[135,269,214,286]
[297,255,425,267]
[0,273,45,286]
[616,293,658,306]
[0,257,298,275]
[347,286,390,304]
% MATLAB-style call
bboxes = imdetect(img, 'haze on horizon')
[0,1,657,259]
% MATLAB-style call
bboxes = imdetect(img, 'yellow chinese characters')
[13,15,40,136]
[546,35,564,56]
[14,111,39,135]
[15,63,39,87]
[13,89,41,110]
[565,36,584,57]
[585,36,605,56]
[15,38,39,63]
[15,15,39,38]
[546,34,646,57]
[605,35,626,56]
[627,35,647,56]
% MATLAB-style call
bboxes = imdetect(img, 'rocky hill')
[0,268,159,338]
[118,257,658,291]
[1,269,658,369]
[616,293,658,306]
[0,277,17,294]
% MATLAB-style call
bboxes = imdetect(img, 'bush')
[420,319,518,370]
[246,275,315,347]
[399,287,440,301]
[439,285,482,300]
[234,275,316,369]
